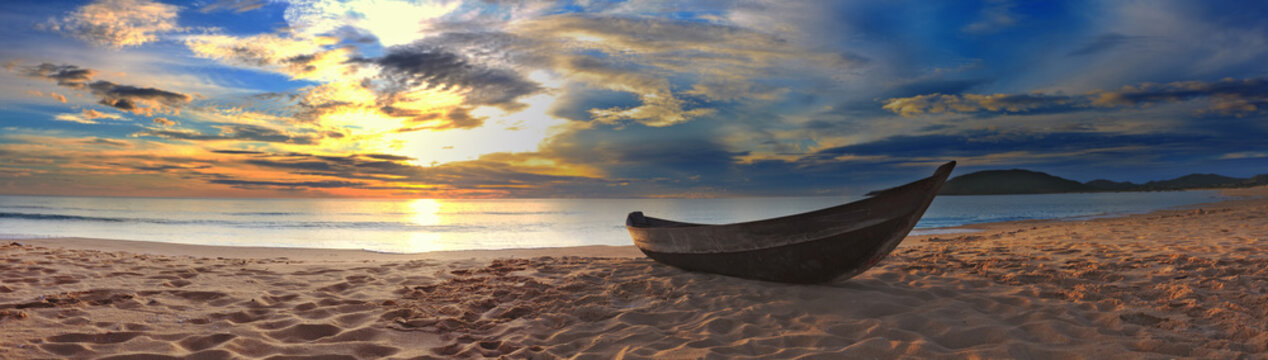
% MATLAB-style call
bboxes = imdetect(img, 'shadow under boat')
[625,161,956,284]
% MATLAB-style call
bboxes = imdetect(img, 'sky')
[0,0,1266,198]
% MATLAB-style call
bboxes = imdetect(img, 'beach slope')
[2,190,1266,358]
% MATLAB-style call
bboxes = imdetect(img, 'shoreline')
[5,188,1249,261]
[3,186,1266,358]
[7,236,644,262]
[929,186,1265,232]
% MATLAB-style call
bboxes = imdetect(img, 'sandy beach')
[2,189,1266,359]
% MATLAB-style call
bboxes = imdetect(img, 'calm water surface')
[0,191,1225,253]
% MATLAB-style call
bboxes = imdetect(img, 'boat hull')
[627,161,955,283]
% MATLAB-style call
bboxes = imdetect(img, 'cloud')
[278,0,461,47]
[961,0,1018,34]
[473,13,842,127]
[23,63,96,88]
[199,0,267,13]
[87,81,192,115]
[882,93,1076,116]
[15,62,194,115]
[188,9,845,134]
[40,0,183,48]
[78,137,132,148]
[684,77,787,102]
[210,179,364,189]
[802,130,1234,166]
[382,105,486,130]
[1067,33,1144,56]
[364,153,413,161]
[515,14,804,70]
[184,34,357,80]
[538,125,749,182]
[205,151,608,196]
[210,149,266,155]
[53,114,98,124]
[81,108,121,120]
[1218,151,1268,160]
[133,124,322,144]
[364,44,542,110]
[131,164,213,172]
[539,14,853,124]
[52,108,123,124]
[883,78,1268,116]
[152,117,176,126]
[551,53,715,127]
[24,90,70,103]
[186,34,332,67]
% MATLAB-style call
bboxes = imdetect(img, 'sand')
[2,189,1267,359]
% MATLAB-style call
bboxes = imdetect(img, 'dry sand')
[2,189,1267,359]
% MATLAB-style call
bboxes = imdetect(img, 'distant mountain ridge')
[939,169,1268,195]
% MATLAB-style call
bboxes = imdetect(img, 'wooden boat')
[626,161,956,283]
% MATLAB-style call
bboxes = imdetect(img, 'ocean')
[0,191,1226,253]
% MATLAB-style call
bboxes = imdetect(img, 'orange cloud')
[52,108,123,124]
[40,0,183,49]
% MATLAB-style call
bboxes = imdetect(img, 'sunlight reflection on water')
[0,191,1227,253]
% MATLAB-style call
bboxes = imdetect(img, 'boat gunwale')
[624,161,956,282]
[627,161,956,232]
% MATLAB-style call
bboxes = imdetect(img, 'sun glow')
[408,198,442,225]
[393,92,568,166]
[398,199,444,252]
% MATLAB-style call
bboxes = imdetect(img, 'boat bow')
[626,161,955,283]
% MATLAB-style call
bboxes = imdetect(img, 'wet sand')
[2,188,1266,358]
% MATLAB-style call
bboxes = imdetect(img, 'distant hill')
[939,169,1268,195]
[940,169,1092,195]
[1139,174,1241,190]
[1084,179,1136,191]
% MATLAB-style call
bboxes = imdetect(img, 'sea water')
[0,191,1226,253]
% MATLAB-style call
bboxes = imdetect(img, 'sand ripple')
[1,195,1267,358]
